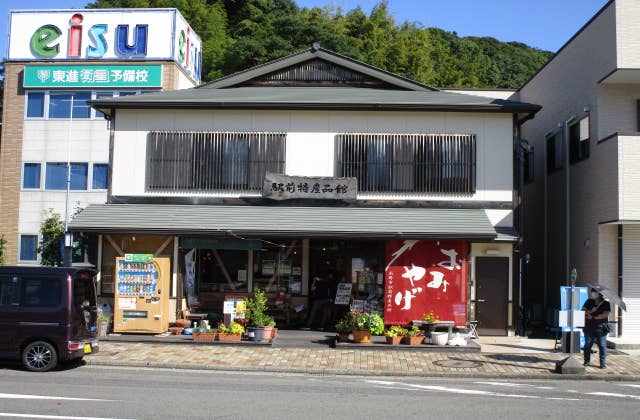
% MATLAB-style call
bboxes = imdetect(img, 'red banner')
[384,240,468,326]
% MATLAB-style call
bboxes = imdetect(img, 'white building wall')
[19,119,110,261]
[618,135,640,220]
[111,109,514,202]
[622,225,640,338]
[615,0,640,69]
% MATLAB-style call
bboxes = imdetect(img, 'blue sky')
[1,0,610,59]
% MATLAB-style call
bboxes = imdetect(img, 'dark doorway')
[475,256,509,336]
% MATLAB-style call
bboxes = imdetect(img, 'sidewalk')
[86,333,640,380]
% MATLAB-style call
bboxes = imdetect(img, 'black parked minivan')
[0,266,99,371]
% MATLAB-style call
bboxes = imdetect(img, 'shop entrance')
[307,240,385,329]
[475,256,509,336]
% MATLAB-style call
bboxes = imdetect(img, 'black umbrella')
[586,283,627,311]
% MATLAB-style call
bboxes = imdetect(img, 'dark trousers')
[306,298,330,328]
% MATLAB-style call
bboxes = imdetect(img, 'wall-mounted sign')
[124,253,154,263]
[24,65,162,88]
[9,9,201,84]
[263,172,357,200]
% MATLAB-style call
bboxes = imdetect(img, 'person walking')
[582,288,611,369]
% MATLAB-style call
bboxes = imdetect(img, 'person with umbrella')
[582,287,611,369]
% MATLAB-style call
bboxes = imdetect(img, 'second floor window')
[336,133,476,194]
[147,131,286,192]
[569,116,590,163]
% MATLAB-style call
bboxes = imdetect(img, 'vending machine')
[113,254,170,334]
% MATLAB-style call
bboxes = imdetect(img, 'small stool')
[468,320,479,339]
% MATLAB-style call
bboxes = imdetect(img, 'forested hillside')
[87,0,553,88]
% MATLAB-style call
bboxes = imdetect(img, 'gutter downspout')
[618,225,623,336]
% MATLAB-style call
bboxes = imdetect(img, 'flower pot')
[168,326,184,335]
[248,326,273,342]
[431,331,448,346]
[217,333,242,342]
[385,336,402,345]
[401,336,425,345]
[352,329,372,344]
[193,332,216,342]
[175,319,191,328]
[97,321,109,337]
[338,332,351,342]
[271,327,278,339]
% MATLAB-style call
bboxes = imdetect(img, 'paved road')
[0,364,639,419]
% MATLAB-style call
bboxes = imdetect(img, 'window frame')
[44,162,89,191]
[336,133,477,194]
[18,234,39,263]
[22,162,42,190]
[91,163,109,190]
[24,90,145,120]
[524,146,535,184]
[569,116,590,164]
[546,133,564,173]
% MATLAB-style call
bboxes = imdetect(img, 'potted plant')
[246,288,274,341]
[97,314,111,337]
[192,324,217,342]
[335,312,354,342]
[217,322,244,341]
[401,325,425,345]
[352,311,384,343]
[420,310,440,334]
[384,325,406,345]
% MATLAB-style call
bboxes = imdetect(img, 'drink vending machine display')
[113,255,170,333]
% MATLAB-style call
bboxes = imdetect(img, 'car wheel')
[22,341,58,372]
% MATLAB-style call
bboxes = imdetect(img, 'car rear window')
[73,272,97,309]
[20,276,62,307]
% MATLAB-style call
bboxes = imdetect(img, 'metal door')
[475,257,509,336]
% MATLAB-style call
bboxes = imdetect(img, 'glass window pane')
[70,163,88,190]
[71,91,91,119]
[45,163,67,190]
[118,91,138,97]
[92,164,108,189]
[95,92,113,118]
[19,235,38,261]
[26,92,45,118]
[23,163,41,189]
[21,277,62,307]
[49,92,72,118]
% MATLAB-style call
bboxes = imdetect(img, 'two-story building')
[69,44,540,333]
[518,0,640,342]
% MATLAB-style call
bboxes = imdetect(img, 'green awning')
[69,204,498,240]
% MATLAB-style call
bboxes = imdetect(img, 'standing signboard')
[384,240,469,326]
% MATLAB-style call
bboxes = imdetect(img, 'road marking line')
[618,384,640,389]
[0,393,112,402]
[473,381,555,390]
[586,392,640,400]
[367,380,582,401]
[0,413,137,420]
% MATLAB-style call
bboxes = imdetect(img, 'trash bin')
[562,331,581,353]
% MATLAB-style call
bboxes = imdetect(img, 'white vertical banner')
[185,249,198,308]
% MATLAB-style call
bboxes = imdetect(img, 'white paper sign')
[558,310,585,327]
[118,297,137,310]
[223,301,236,314]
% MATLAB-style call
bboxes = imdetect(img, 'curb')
[84,359,640,381]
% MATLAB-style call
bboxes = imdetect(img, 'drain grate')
[433,359,482,368]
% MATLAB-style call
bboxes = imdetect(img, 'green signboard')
[23,65,163,88]
[124,253,154,263]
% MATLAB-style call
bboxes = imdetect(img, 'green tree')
[86,0,553,88]
[38,209,64,267]
[0,235,7,266]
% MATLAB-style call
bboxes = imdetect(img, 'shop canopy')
[69,204,498,240]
